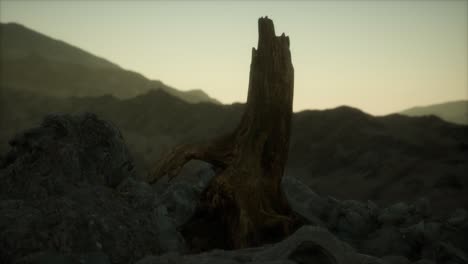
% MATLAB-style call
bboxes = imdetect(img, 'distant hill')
[0,22,220,104]
[0,22,119,69]
[399,100,468,125]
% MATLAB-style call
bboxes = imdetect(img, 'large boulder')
[153,160,216,228]
[0,113,133,200]
[327,199,380,240]
[0,113,185,263]
[281,174,330,226]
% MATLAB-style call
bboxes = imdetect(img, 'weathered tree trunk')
[149,17,296,249]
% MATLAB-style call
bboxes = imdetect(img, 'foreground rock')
[0,113,186,263]
[282,175,468,263]
[137,226,360,264]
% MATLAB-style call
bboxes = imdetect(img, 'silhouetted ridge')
[400,100,468,125]
[0,22,120,69]
[0,22,220,104]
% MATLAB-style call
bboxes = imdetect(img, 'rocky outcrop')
[0,113,133,198]
[0,113,209,263]
[282,175,468,263]
[0,113,156,263]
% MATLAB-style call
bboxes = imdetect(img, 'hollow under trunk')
[148,17,298,249]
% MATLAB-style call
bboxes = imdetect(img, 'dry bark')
[149,17,297,248]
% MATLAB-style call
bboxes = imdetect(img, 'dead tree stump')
[149,17,297,249]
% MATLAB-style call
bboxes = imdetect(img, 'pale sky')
[1,0,467,115]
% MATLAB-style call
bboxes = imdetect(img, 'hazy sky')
[1,1,467,115]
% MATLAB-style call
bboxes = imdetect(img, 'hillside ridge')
[0,22,220,104]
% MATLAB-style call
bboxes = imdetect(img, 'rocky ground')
[1,113,467,264]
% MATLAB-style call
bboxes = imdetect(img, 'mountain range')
[1,22,467,216]
[400,100,468,125]
[0,22,220,104]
